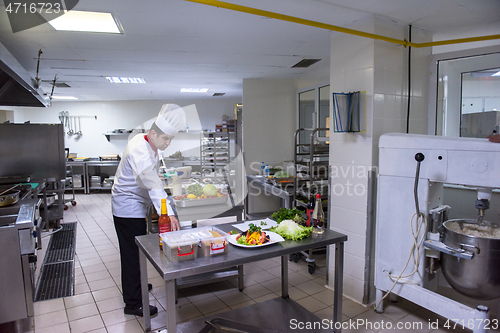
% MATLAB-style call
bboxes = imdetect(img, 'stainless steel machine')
[375,133,500,333]
[0,198,39,330]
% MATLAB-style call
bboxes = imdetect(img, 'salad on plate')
[235,223,271,246]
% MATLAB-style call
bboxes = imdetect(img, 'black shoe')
[148,283,153,291]
[124,305,158,317]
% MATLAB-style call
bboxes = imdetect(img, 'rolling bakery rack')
[292,127,330,274]
[200,132,230,176]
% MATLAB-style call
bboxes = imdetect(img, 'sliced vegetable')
[270,219,312,241]
[235,228,270,246]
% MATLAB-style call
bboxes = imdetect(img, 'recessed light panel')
[106,77,145,83]
[180,88,209,93]
[49,11,121,33]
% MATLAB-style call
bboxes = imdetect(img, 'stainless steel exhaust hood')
[0,42,50,108]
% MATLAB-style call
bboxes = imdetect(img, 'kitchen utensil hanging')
[77,117,82,136]
[59,112,96,137]
[67,116,73,135]
[333,91,366,133]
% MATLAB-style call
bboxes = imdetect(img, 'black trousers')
[113,215,147,310]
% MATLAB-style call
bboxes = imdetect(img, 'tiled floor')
[5,193,494,332]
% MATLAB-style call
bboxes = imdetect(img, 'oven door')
[0,227,28,324]
[21,254,36,317]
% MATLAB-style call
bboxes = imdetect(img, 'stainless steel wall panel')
[0,123,65,180]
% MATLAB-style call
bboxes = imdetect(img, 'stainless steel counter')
[136,222,347,333]
[247,175,295,209]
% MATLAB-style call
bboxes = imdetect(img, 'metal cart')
[63,164,77,210]
[291,128,330,274]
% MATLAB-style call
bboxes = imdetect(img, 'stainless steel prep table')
[85,160,119,193]
[136,223,347,333]
[246,175,295,209]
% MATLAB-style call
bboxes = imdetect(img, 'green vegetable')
[274,170,291,178]
[270,220,313,241]
[271,207,304,223]
[230,229,240,235]
[203,184,218,197]
[237,235,257,246]
[187,183,203,197]
[247,223,261,234]
[260,221,267,226]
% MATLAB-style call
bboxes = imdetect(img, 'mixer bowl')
[441,219,500,300]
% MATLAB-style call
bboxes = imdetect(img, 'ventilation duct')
[0,42,50,107]
[291,59,321,68]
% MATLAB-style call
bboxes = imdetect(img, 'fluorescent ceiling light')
[493,71,500,76]
[180,88,209,93]
[106,77,145,84]
[48,11,121,33]
[51,96,78,100]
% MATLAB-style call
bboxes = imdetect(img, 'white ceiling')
[0,0,499,102]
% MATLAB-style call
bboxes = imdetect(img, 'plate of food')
[228,223,285,248]
[232,218,278,232]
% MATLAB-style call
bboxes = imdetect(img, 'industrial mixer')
[374,133,500,333]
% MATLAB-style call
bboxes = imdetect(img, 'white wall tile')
[343,252,366,279]
[342,232,367,259]
[329,141,374,165]
[329,206,367,236]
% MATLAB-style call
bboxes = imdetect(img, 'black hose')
[414,153,425,215]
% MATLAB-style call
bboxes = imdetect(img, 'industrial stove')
[0,184,42,330]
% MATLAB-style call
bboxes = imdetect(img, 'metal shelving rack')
[40,179,65,229]
[293,128,330,207]
[66,161,87,193]
[85,160,119,193]
[200,132,230,176]
[292,128,330,274]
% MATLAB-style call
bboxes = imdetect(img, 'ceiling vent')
[212,93,225,96]
[42,80,71,88]
[291,59,321,68]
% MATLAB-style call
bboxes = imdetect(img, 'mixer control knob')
[414,152,425,162]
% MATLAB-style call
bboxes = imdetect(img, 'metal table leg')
[166,279,177,333]
[140,250,151,332]
[238,265,244,291]
[281,255,289,298]
[333,242,344,333]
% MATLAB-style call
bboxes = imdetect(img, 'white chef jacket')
[111,134,173,218]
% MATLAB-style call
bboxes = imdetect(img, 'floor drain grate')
[34,222,77,302]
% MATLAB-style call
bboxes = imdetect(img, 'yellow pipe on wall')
[185,0,500,48]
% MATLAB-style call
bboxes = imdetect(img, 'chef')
[111,104,186,317]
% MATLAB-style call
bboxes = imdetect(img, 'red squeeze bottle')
[158,199,171,249]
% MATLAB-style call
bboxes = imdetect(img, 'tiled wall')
[327,16,432,304]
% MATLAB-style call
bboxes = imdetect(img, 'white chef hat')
[154,104,186,136]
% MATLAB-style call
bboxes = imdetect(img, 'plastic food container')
[198,227,229,257]
[161,231,199,262]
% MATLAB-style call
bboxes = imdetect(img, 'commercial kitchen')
[1,1,500,332]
